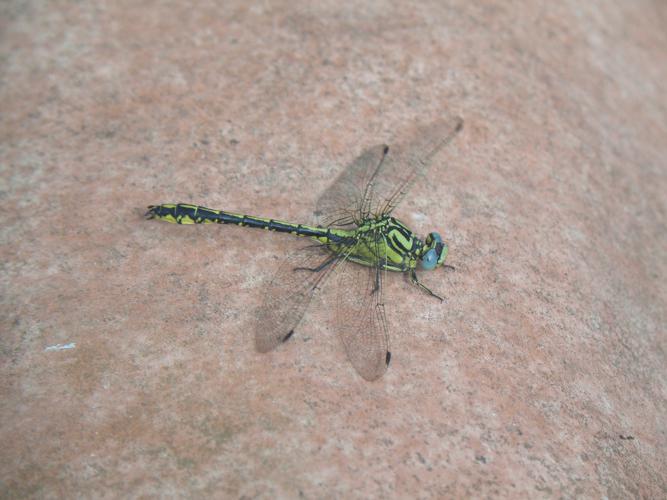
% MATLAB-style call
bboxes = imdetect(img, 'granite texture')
[1,1,665,498]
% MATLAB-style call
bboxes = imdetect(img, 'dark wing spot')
[282,330,294,343]
[385,351,391,366]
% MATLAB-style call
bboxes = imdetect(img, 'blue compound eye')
[426,232,442,246]
[421,248,438,270]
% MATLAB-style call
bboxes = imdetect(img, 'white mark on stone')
[44,343,76,352]
[412,212,427,222]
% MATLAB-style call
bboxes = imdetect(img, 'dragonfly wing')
[317,116,463,221]
[314,144,389,227]
[374,116,463,215]
[370,117,463,214]
[333,237,391,381]
[254,243,340,353]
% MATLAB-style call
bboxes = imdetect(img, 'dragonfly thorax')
[331,215,445,273]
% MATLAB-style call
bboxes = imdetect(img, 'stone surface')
[1,1,665,498]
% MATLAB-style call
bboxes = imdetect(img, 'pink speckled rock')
[1,1,665,497]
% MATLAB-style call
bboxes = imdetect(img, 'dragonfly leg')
[443,264,455,271]
[410,270,444,302]
[294,255,336,273]
[370,267,381,296]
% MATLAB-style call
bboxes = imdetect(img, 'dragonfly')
[146,116,463,380]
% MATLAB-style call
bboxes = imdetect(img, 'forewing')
[254,243,338,352]
[314,144,388,227]
[333,237,391,381]
[374,116,463,215]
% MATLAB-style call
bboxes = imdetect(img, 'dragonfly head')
[419,232,448,270]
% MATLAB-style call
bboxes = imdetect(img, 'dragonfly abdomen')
[145,203,344,242]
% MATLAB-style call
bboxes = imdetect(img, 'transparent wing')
[316,116,463,223]
[254,243,341,352]
[378,116,463,215]
[333,231,390,381]
[314,144,389,227]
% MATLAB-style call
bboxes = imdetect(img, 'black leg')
[410,270,444,302]
[370,267,381,295]
[294,256,336,273]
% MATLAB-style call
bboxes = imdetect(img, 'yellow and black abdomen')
[146,203,341,241]
[146,203,229,224]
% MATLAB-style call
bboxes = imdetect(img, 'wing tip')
[281,330,295,343]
